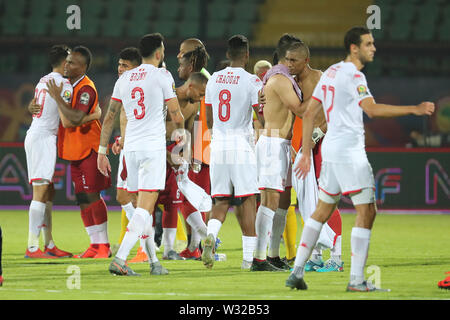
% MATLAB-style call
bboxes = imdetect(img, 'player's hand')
[294,154,311,180]
[415,102,435,116]
[92,104,102,120]
[111,137,122,155]
[290,146,297,164]
[97,153,111,177]
[258,89,266,106]
[28,98,42,115]
[45,79,63,99]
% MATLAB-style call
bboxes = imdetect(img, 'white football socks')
[242,236,257,263]
[43,201,53,248]
[142,223,158,264]
[293,218,323,278]
[162,228,177,256]
[28,200,46,251]
[186,211,207,239]
[350,227,371,285]
[206,218,222,241]
[95,222,109,244]
[331,235,342,264]
[186,211,207,252]
[116,207,148,261]
[254,205,275,260]
[268,208,288,258]
[121,202,135,221]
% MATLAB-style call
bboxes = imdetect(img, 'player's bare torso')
[262,74,295,140]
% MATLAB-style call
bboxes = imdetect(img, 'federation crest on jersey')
[357,85,369,98]
[172,82,176,93]
[80,92,90,105]
[63,90,72,103]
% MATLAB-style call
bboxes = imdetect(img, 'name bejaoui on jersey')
[28,72,73,136]
[111,64,177,152]
[205,66,262,150]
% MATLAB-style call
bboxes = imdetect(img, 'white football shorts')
[24,132,57,184]
[209,146,258,198]
[256,135,292,192]
[124,150,166,193]
[318,160,376,205]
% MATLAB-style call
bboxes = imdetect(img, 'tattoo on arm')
[99,99,122,148]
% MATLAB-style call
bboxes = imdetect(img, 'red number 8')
[218,89,231,122]
[132,87,145,119]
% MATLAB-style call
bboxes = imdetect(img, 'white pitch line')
[0,288,295,299]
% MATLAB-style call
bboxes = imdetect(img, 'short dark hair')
[119,47,142,66]
[72,45,92,71]
[344,26,371,54]
[49,44,70,68]
[139,33,164,58]
[273,33,302,64]
[227,34,249,60]
[286,41,310,59]
[188,72,209,86]
[182,46,209,72]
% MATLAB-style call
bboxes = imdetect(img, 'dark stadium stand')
[0,0,448,75]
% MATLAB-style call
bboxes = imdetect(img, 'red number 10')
[34,88,46,118]
[321,85,335,123]
[132,87,145,119]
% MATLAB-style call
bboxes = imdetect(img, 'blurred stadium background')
[0,0,448,210]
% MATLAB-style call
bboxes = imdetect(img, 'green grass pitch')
[0,210,449,300]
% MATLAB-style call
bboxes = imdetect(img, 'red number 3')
[218,89,231,122]
[132,87,145,119]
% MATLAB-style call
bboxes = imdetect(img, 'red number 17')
[321,85,335,123]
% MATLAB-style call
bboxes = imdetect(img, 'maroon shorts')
[157,164,184,207]
[157,142,184,207]
[188,163,211,195]
[70,150,112,194]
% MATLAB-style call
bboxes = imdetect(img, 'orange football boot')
[93,243,111,258]
[128,247,148,263]
[73,244,98,258]
[25,248,57,259]
[44,246,73,258]
[438,271,450,290]
[179,247,201,260]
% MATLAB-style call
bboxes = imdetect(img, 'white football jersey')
[205,66,262,150]
[28,72,72,136]
[112,64,177,151]
[312,61,373,163]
